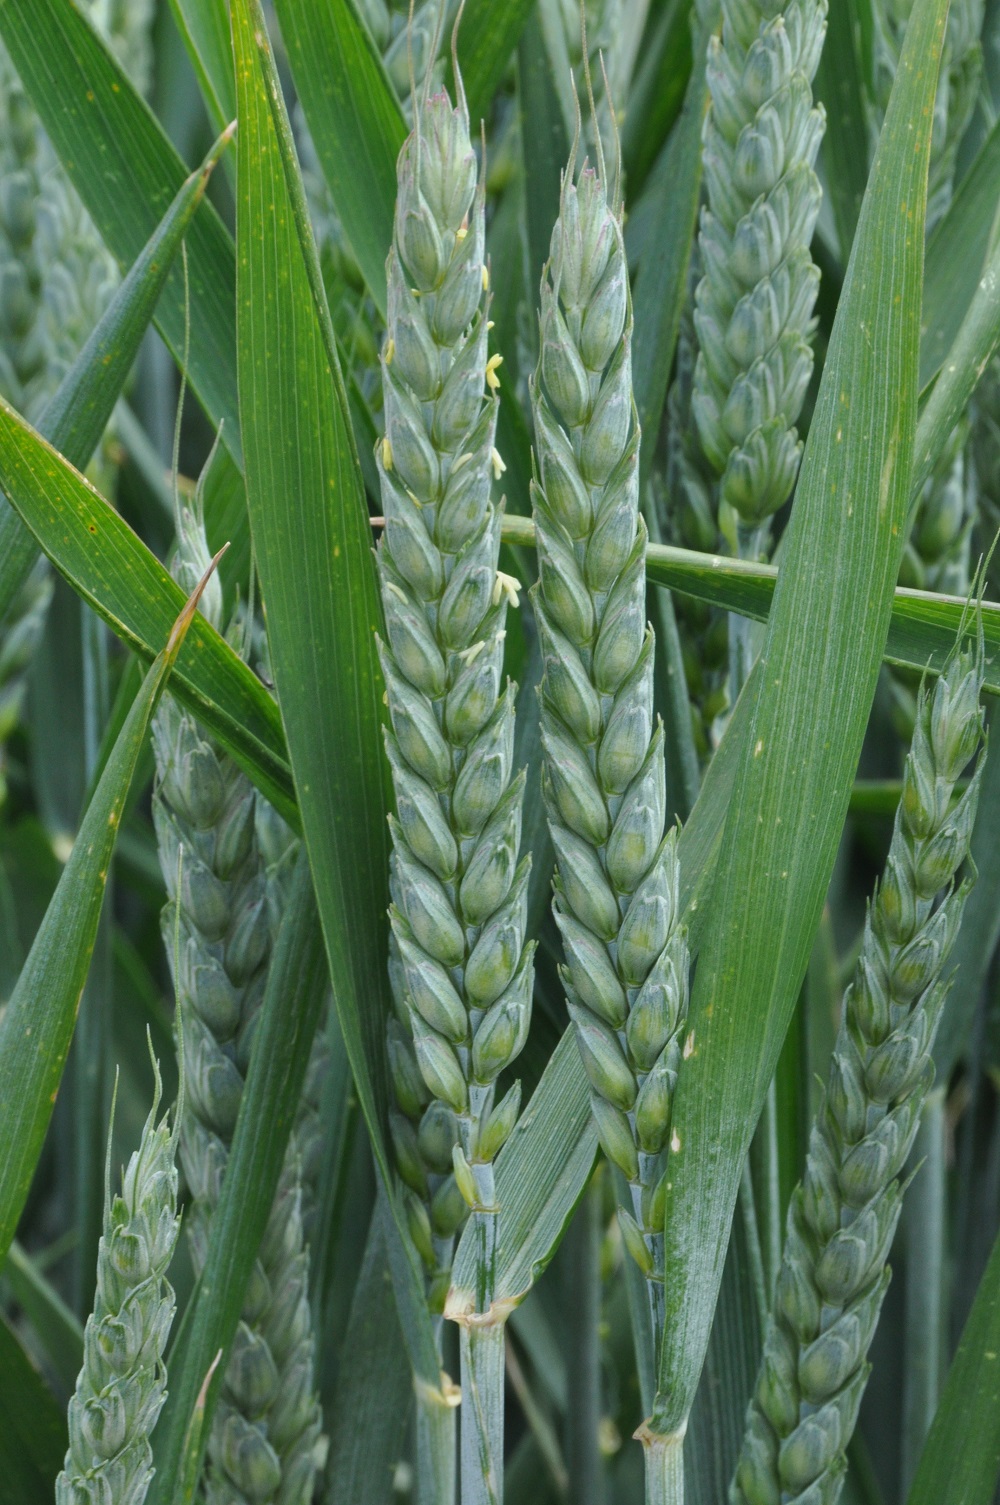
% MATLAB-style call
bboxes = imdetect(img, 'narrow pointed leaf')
[0,403,294,822]
[230,0,439,1381]
[451,0,535,127]
[499,517,1000,695]
[0,0,242,462]
[906,1224,1000,1505]
[0,574,211,1263]
[815,0,871,261]
[326,1206,414,1505]
[920,118,1000,390]
[654,0,947,1432]
[276,0,405,319]
[0,1317,65,1504]
[0,129,232,623]
[168,0,235,128]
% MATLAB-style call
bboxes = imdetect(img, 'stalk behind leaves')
[528,117,690,1500]
[732,633,986,1505]
[376,51,534,1505]
[56,1059,181,1505]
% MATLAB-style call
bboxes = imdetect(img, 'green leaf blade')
[0,577,207,1263]
[0,402,294,822]
[230,0,439,1384]
[653,0,948,1433]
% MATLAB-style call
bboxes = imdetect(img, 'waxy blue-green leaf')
[276,0,405,320]
[906,1224,1000,1505]
[0,129,232,625]
[0,403,294,823]
[148,850,329,1505]
[0,571,212,1264]
[653,0,948,1436]
[230,0,440,1386]
[0,0,242,464]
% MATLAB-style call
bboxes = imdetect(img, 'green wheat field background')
[0,1,999,1503]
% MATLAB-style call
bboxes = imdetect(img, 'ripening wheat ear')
[693,0,828,550]
[733,631,986,1505]
[376,45,534,1505]
[529,119,689,1361]
[56,1055,181,1505]
[152,460,325,1505]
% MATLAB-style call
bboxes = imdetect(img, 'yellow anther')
[456,225,468,241]
[491,447,506,481]
[385,581,407,603]
[492,570,521,609]
[482,263,489,292]
[381,436,393,471]
[384,337,395,366]
[451,452,473,472]
[457,640,487,665]
[485,354,503,392]
[487,319,495,330]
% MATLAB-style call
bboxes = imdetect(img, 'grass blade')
[168,0,235,128]
[275,0,405,319]
[906,1223,1000,1505]
[0,567,212,1264]
[653,0,947,1438]
[815,0,871,261]
[0,402,294,822]
[230,0,440,1383]
[499,516,1000,696]
[451,0,535,128]
[0,130,230,622]
[325,1205,415,1505]
[632,13,709,491]
[912,232,1000,501]
[4,1242,84,1394]
[0,1316,66,1505]
[920,118,1000,391]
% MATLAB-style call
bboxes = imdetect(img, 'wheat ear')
[56,1056,181,1505]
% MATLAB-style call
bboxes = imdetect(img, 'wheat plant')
[2,4,1000,1505]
